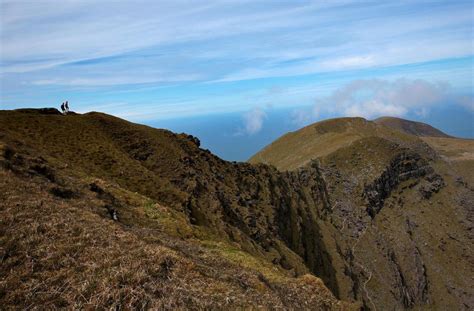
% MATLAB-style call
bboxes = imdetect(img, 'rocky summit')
[1,109,473,310]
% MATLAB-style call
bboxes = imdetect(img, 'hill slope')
[1,109,472,310]
[375,116,451,137]
[0,108,356,310]
[249,116,474,309]
[249,117,428,171]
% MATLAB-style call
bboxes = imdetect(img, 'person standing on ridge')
[60,102,65,114]
[65,101,69,113]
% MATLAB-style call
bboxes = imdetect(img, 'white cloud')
[1,1,472,119]
[342,99,407,118]
[332,79,449,118]
[238,107,267,135]
[293,78,465,124]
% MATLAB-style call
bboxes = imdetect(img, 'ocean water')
[147,107,299,162]
[146,105,473,162]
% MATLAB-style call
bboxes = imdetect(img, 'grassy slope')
[0,158,346,310]
[249,117,424,171]
[249,116,474,309]
[0,109,356,309]
[2,110,472,309]
[374,116,451,138]
[422,136,474,185]
[0,110,330,277]
[318,136,473,309]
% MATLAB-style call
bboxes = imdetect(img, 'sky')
[1,0,473,160]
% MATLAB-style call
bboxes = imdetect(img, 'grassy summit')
[248,117,426,171]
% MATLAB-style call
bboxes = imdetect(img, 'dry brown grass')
[374,116,450,138]
[2,109,471,310]
[0,140,356,310]
[422,136,474,185]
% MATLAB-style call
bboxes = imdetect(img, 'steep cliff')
[250,119,474,309]
[1,109,472,309]
[0,109,358,309]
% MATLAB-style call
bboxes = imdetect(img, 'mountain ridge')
[249,116,435,171]
[1,108,473,309]
[0,108,357,309]
[249,114,473,309]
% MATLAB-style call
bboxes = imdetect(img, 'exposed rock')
[419,173,445,199]
[363,152,431,218]
[50,186,77,199]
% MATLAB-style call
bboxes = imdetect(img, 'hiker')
[65,101,69,113]
[60,102,65,114]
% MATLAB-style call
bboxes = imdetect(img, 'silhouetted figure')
[65,101,69,113]
[60,102,65,114]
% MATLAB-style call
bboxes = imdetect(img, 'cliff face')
[250,120,473,309]
[77,112,342,285]
[0,141,355,310]
[0,109,357,309]
[1,109,472,310]
[362,151,442,218]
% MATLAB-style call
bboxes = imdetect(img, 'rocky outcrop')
[173,155,341,294]
[363,152,434,218]
[419,173,445,199]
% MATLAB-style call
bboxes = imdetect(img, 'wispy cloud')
[1,1,473,119]
[2,1,473,81]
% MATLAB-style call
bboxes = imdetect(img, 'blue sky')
[1,0,473,158]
